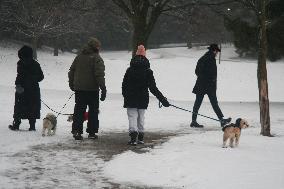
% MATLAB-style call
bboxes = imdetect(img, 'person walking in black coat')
[122,45,170,145]
[191,44,231,128]
[9,45,44,131]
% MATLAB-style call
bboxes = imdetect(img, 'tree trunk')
[53,37,59,56]
[258,0,271,136]
[131,23,149,57]
[31,36,38,59]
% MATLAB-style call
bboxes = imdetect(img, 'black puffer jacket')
[122,55,167,109]
[192,50,217,95]
[14,46,44,119]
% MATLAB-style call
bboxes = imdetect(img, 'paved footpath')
[2,131,179,189]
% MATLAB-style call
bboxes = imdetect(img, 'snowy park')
[0,42,284,188]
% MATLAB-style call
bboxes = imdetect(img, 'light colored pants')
[127,108,145,133]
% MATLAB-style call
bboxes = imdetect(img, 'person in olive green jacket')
[68,37,106,140]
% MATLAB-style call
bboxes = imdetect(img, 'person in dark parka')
[9,45,44,131]
[122,45,170,145]
[68,37,106,140]
[191,44,231,128]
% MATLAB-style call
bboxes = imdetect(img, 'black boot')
[73,132,83,140]
[220,117,232,127]
[128,131,138,146]
[9,119,21,131]
[190,121,204,128]
[137,132,144,144]
[28,119,36,131]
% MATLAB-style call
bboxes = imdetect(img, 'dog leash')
[159,102,220,122]
[41,93,74,117]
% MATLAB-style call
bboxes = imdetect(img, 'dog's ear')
[235,118,242,127]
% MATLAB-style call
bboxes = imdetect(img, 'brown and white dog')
[42,113,57,136]
[222,118,249,148]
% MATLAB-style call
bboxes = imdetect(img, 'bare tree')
[1,0,78,58]
[257,0,271,136]
[111,0,196,55]
[111,0,236,55]
[216,0,272,136]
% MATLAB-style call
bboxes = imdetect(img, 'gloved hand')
[15,85,24,94]
[160,97,170,107]
[100,86,107,101]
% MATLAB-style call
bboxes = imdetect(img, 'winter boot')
[8,119,21,131]
[73,132,83,140]
[88,133,98,139]
[128,131,138,146]
[137,132,144,144]
[220,117,232,127]
[190,121,204,128]
[28,119,36,131]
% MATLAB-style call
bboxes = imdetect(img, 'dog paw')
[42,134,46,137]
[222,146,227,148]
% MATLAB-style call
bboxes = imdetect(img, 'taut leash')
[159,102,220,122]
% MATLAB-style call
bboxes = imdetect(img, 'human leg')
[208,93,231,126]
[28,119,36,131]
[86,91,99,138]
[191,94,204,128]
[137,109,145,144]
[73,91,87,139]
[127,108,138,145]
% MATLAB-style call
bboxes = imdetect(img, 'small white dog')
[42,113,57,136]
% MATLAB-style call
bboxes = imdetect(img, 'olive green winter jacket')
[68,47,105,91]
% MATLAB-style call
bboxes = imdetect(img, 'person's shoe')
[190,121,204,128]
[137,132,144,144]
[88,133,98,139]
[220,117,232,127]
[128,141,137,146]
[8,124,19,131]
[128,131,138,145]
[137,140,144,145]
[9,120,21,131]
[73,133,83,140]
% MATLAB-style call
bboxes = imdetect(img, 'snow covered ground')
[0,42,284,188]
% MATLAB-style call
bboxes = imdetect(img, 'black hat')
[207,44,221,52]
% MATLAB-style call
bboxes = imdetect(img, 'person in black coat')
[122,45,170,145]
[191,44,231,128]
[9,45,44,131]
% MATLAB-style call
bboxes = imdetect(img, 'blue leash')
[159,102,220,122]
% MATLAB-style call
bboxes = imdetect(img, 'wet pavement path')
[2,131,179,189]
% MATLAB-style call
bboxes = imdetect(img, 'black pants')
[73,91,99,134]
[192,93,224,122]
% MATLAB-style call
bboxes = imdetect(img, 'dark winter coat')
[192,50,217,95]
[68,46,105,91]
[14,46,44,120]
[122,55,167,109]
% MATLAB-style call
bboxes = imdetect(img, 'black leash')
[41,93,74,118]
[159,102,220,122]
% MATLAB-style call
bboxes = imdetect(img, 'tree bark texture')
[31,36,38,59]
[258,0,271,136]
